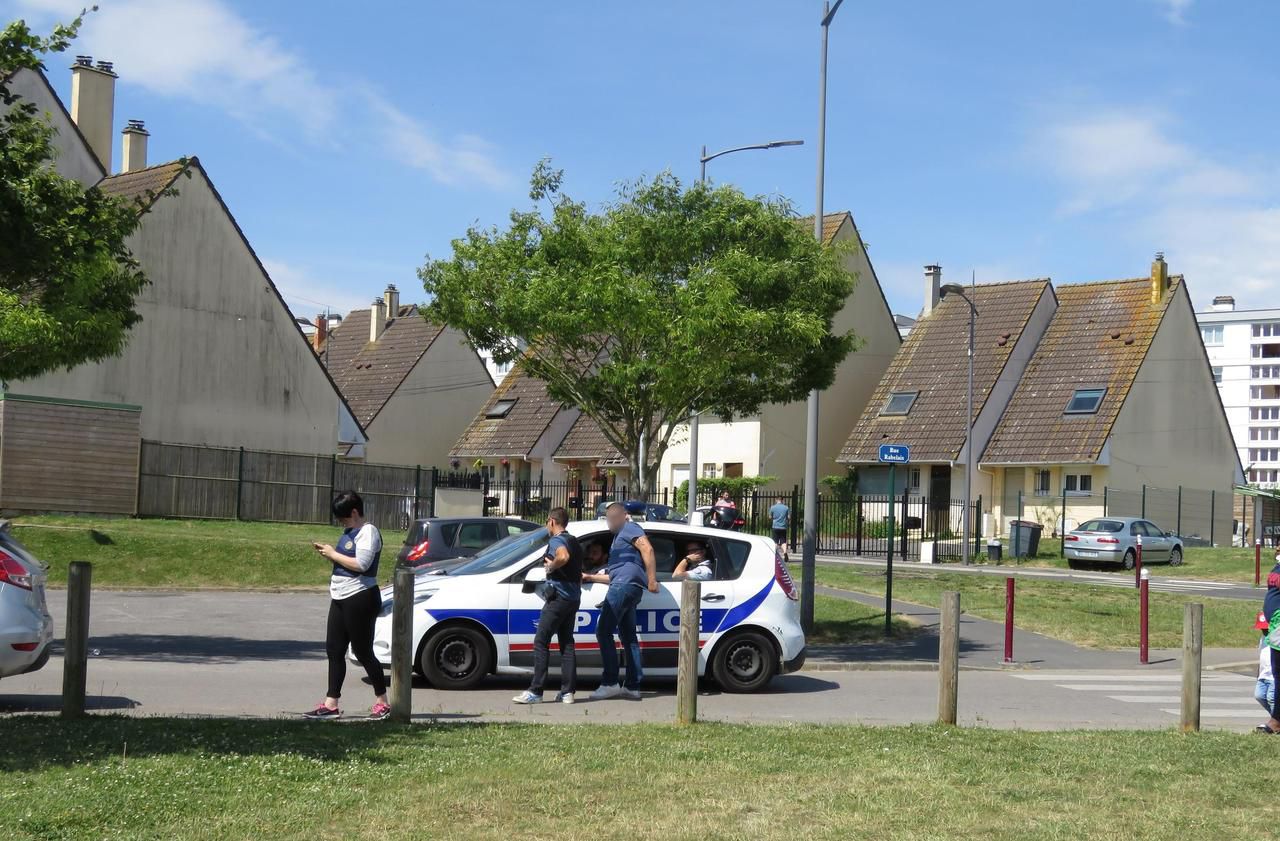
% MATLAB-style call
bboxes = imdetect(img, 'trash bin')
[986,538,1002,563]
[1008,519,1043,557]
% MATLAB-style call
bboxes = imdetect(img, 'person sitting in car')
[582,540,609,574]
[673,541,714,581]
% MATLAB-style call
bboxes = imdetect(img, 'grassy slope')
[1021,544,1269,584]
[0,718,1272,841]
[817,565,1259,649]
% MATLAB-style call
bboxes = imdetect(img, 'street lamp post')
[940,283,978,566]
[802,0,846,634]
[691,138,804,517]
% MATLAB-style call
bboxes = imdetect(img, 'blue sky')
[8,0,1280,320]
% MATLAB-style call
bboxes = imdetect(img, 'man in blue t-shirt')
[583,501,657,700]
[769,496,791,561]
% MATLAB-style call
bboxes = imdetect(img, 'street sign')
[878,444,910,464]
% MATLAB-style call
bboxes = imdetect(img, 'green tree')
[0,13,154,383]
[420,163,858,496]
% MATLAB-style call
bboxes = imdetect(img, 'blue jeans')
[1258,678,1276,713]
[597,582,644,690]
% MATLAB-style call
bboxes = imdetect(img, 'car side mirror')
[522,566,546,595]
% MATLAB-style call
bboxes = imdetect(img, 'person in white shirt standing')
[304,491,390,721]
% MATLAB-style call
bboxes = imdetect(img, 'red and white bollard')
[1256,539,1263,588]
[1139,567,1150,665]
[1134,534,1143,589]
[1004,576,1015,664]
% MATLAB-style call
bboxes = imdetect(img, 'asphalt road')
[0,590,1266,731]
[821,556,1266,601]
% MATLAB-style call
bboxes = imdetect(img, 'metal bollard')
[61,561,92,718]
[675,579,701,725]
[390,565,414,724]
[1139,568,1150,664]
[1134,534,1143,589]
[1257,540,1263,588]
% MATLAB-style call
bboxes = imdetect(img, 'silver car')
[0,522,54,680]
[1065,516,1184,569]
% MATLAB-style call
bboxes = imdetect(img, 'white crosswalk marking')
[1012,671,1260,721]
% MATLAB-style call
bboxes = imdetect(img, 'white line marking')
[1160,709,1270,719]
[1014,674,1245,682]
[1106,695,1262,705]
[1058,684,1210,691]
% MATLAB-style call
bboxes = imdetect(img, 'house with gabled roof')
[657,210,903,490]
[839,255,1240,539]
[320,285,493,466]
[8,61,364,456]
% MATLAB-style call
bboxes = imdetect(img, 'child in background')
[1256,611,1276,730]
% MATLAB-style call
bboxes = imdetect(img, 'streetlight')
[801,0,846,634]
[690,138,805,517]
[940,282,978,566]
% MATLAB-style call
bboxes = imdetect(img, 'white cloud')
[1158,0,1193,26]
[14,0,508,188]
[263,259,376,321]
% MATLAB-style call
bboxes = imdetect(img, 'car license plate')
[1077,550,1098,558]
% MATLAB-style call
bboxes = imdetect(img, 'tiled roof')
[554,413,626,466]
[451,366,566,459]
[797,211,851,245]
[982,277,1180,464]
[839,280,1052,464]
[97,160,187,208]
[323,305,447,427]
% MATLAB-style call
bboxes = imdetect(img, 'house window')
[1251,428,1280,441]
[1064,388,1106,414]
[1255,407,1280,421]
[1034,469,1051,497]
[1252,469,1280,484]
[702,463,718,479]
[1253,366,1280,380]
[880,391,919,416]
[485,399,516,419]
[1212,366,1223,385]
[1200,325,1223,346]
[1064,473,1093,495]
[1254,323,1280,338]
[909,468,921,491]
[1252,385,1280,400]
[1251,449,1280,463]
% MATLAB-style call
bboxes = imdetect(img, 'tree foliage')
[0,12,154,383]
[421,163,858,494]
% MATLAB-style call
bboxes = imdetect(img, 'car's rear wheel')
[1169,547,1183,566]
[711,630,777,693]
[419,625,493,690]
[1122,549,1136,570]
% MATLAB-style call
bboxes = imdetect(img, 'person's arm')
[583,570,610,584]
[316,528,378,574]
[672,557,691,580]
[545,540,571,572]
[635,534,658,592]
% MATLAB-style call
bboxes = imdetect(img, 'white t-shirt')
[330,523,382,600]
[684,560,714,581]
[1261,637,1274,683]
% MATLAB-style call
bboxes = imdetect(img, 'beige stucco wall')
[363,328,494,467]
[18,166,344,453]
[659,417,763,490]
[9,68,104,187]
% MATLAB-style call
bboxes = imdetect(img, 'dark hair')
[548,507,569,528]
[605,501,626,513]
[332,490,364,519]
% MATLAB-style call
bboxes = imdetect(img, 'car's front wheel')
[711,630,777,693]
[1122,549,1136,570]
[419,625,493,690]
[1169,547,1184,566]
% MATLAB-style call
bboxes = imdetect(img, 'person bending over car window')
[584,502,658,700]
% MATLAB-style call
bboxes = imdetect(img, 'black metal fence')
[137,441,439,532]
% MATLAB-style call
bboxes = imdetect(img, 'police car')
[366,520,806,693]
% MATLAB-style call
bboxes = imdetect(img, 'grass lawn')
[809,594,918,645]
[7,515,408,590]
[1018,543,1269,584]
[0,718,1272,841]
[817,565,1259,650]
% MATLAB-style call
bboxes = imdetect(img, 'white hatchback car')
[366,520,806,693]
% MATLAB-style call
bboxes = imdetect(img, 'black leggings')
[1272,647,1280,720]
[326,587,386,699]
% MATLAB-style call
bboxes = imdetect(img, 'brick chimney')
[121,119,148,173]
[369,298,387,343]
[383,284,400,318]
[1150,252,1169,303]
[313,313,329,352]
[923,264,941,316]
[1211,295,1236,312]
[70,56,117,172]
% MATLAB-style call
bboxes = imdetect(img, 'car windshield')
[448,527,549,576]
[1078,519,1124,533]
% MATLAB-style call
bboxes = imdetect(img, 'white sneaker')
[512,690,542,704]
[554,691,575,705]
[622,687,642,700]
[589,684,624,700]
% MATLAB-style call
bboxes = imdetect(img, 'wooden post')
[676,579,701,725]
[390,565,414,724]
[938,590,960,725]
[61,561,92,718]
[1003,577,1014,664]
[1181,602,1202,733]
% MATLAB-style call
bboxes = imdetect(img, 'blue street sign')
[878,444,910,464]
